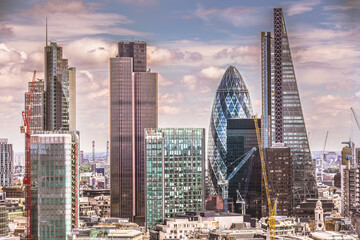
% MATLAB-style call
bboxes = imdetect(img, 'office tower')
[117,41,146,72]
[226,119,261,218]
[30,131,79,239]
[69,67,76,131]
[44,42,76,131]
[144,128,205,229]
[341,144,352,217]
[208,66,253,198]
[265,144,292,216]
[340,143,360,217]
[110,41,158,225]
[25,79,45,131]
[261,8,317,206]
[0,139,13,186]
[0,206,8,237]
[261,32,272,149]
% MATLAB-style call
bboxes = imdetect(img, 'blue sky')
[0,0,360,152]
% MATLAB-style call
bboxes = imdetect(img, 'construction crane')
[351,108,360,131]
[218,147,257,212]
[236,190,246,214]
[106,140,109,163]
[320,131,329,182]
[20,70,36,240]
[253,116,276,240]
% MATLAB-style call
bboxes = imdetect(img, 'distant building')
[0,138,14,186]
[0,186,25,198]
[294,199,334,219]
[226,119,261,218]
[0,205,8,237]
[110,40,158,225]
[24,79,45,131]
[30,132,79,239]
[144,128,205,229]
[44,42,76,131]
[266,144,292,216]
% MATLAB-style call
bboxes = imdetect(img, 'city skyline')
[1,0,360,152]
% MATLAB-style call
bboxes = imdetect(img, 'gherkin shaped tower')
[208,66,253,195]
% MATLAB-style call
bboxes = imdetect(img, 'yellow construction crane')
[253,116,276,240]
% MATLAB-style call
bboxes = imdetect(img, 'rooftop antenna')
[46,17,48,46]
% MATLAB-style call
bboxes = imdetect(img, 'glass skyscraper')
[226,119,262,218]
[261,8,317,207]
[145,128,205,229]
[44,42,76,131]
[30,132,79,239]
[110,41,158,225]
[208,66,253,197]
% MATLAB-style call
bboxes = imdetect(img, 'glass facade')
[25,79,45,131]
[226,119,262,218]
[145,128,205,229]
[208,66,253,196]
[268,8,317,206]
[30,132,79,240]
[44,42,75,131]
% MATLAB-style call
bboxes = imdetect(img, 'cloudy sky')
[0,0,359,152]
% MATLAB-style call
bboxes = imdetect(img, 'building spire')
[46,17,48,46]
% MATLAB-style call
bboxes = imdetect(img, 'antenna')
[46,17,48,46]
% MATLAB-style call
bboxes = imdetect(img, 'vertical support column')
[274,8,283,143]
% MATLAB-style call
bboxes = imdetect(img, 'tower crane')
[253,116,276,240]
[320,131,329,182]
[351,108,360,131]
[236,190,246,214]
[20,70,36,239]
[218,147,257,212]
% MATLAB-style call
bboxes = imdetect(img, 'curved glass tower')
[208,66,253,195]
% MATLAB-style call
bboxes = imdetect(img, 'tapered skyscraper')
[262,8,317,207]
[110,41,158,225]
[208,66,253,198]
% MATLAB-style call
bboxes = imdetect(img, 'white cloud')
[286,0,321,16]
[199,66,225,80]
[181,75,197,91]
[159,105,183,115]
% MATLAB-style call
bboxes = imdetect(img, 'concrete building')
[24,79,45,131]
[68,67,76,131]
[266,144,292,216]
[150,211,260,240]
[30,132,79,239]
[110,40,158,225]
[144,128,205,229]
[0,187,24,198]
[0,206,8,237]
[44,42,76,131]
[0,139,13,186]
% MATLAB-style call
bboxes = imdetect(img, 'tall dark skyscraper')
[226,119,262,218]
[110,41,158,225]
[261,8,317,207]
